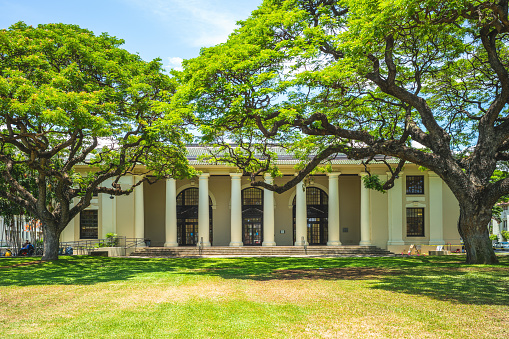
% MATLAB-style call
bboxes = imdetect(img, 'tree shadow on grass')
[370,266,509,306]
[0,255,508,306]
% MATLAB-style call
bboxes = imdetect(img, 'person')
[18,240,34,256]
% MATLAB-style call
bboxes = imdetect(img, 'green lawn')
[1,255,508,338]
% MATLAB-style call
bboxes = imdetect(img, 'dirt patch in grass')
[270,267,401,280]
[0,260,42,269]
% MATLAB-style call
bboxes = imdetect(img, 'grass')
[1,255,508,338]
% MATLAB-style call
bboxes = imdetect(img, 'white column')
[295,180,308,246]
[327,172,342,246]
[63,198,76,241]
[165,178,178,247]
[229,173,243,246]
[428,172,445,245]
[198,173,211,247]
[493,219,500,240]
[359,172,371,246]
[134,176,145,245]
[101,179,116,238]
[387,172,405,246]
[263,174,276,246]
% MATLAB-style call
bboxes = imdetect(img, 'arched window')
[176,188,213,246]
[242,187,263,246]
[293,187,328,245]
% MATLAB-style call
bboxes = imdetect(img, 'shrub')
[501,230,509,241]
[489,234,499,241]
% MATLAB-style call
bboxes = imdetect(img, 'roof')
[184,144,402,166]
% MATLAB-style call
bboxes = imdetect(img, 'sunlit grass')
[1,255,508,338]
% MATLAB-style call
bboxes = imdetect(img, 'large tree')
[0,22,194,260]
[175,0,509,264]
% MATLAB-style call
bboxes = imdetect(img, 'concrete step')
[130,246,395,257]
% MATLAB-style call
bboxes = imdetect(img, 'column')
[428,172,445,245]
[134,175,145,245]
[165,178,178,247]
[229,173,243,246]
[493,219,500,240]
[101,178,116,238]
[387,172,405,246]
[63,198,76,241]
[263,174,276,246]
[327,172,342,246]
[198,173,211,247]
[295,180,308,246]
[359,172,371,246]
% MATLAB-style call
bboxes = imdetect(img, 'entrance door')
[243,216,263,245]
[176,188,213,246]
[181,218,198,246]
[293,187,328,245]
[242,188,264,246]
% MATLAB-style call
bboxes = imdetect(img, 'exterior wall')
[144,180,166,246]
[273,176,294,245]
[338,176,361,245]
[403,169,429,244]
[115,177,136,239]
[59,163,462,254]
[443,183,461,247]
[208,176,231,246]
[369,176,389,249]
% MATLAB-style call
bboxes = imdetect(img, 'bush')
[502,230,509,241]
[106,233,119,246]
[490,234,499,241]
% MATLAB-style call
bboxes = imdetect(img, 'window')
[407,208,424,237]
[406,176,424,195]
[80,210,98,239]
[242,188,263,206]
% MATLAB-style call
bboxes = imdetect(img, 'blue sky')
[0,0,262,71]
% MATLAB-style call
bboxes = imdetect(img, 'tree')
[0,22,194,260]
[175,0,509,264]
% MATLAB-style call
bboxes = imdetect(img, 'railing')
[198,237,204,255]
[59,237,145,256]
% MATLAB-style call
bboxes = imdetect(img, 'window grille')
[406,176,424,195]
[406,208,425,237]
[80,210,98,239]
[242,188,263,206]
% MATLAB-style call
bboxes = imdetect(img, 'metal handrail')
[59,237,145,256]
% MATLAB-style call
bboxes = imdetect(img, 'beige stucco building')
[60,146,462,254]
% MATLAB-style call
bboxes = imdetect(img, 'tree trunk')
[41,223,61,261]
[458,203,498,264]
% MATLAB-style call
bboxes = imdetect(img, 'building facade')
[492,203,509,241]
[61,147,462,253]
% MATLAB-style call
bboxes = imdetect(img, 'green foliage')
[489,234,499,241]
[106,232,119,246]
[362,174,387,193]
[492,205,503,221]
[502,230,509,241]
[0,22,195,259]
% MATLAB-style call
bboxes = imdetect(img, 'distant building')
[492,203,509,241]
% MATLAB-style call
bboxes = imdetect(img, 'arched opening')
[242,187,263,246]
[176,188,213,246]
[293,187,328,245]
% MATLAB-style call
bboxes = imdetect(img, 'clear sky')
[0,0,262,71]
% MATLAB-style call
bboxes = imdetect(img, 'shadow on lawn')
[0,255,508,305]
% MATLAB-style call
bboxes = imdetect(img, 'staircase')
[130,245,395,258]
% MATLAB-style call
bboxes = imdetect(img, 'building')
[60,146,462,254]
[492,203,509,241]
